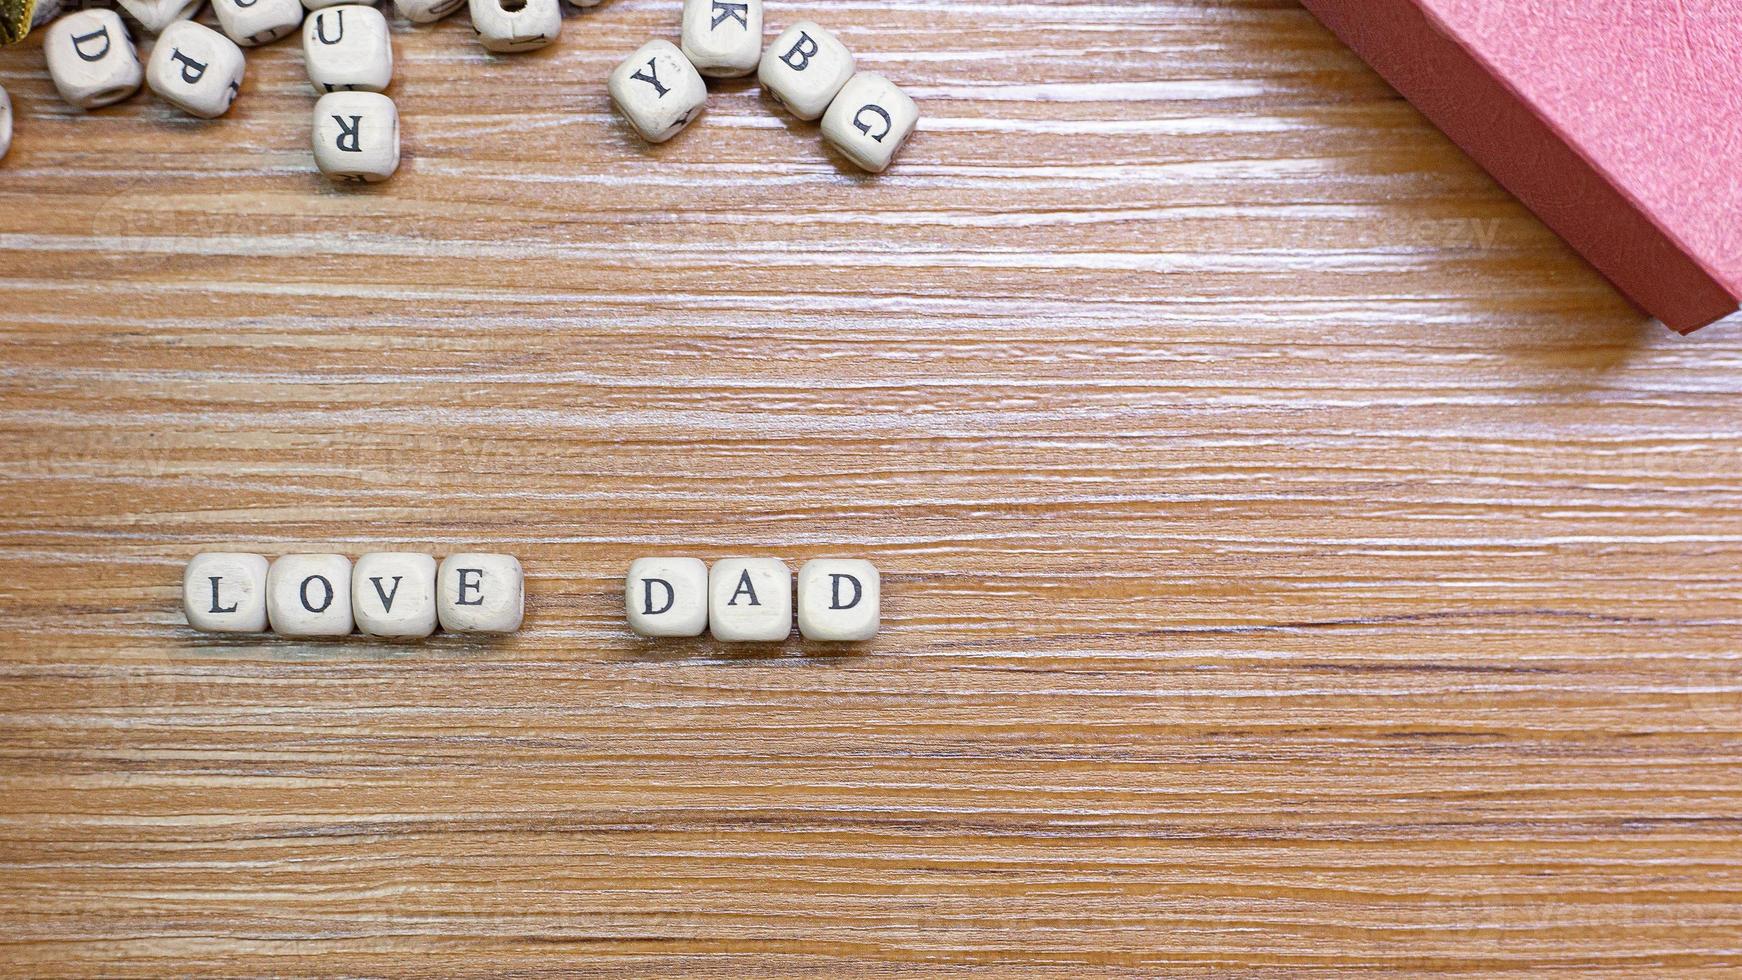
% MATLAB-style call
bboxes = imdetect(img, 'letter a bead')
[266,554,355,638]
[44,10,144,110]
[797,559,880,641]
[352,553,438,639]
[437,554,524,634]
[758,21,854,121]
[313,91,399,183]
[822,73,918,173]
[708,558,792,642]
[183,553,270,634]
[146,21,246,118]
[608,39,708,144]
[625,558,709,638]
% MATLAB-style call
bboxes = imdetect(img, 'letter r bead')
[797,559,880,642]
[625,558,709,637]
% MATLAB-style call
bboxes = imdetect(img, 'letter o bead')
[313,91,399,183]
[146,21,246,118]
[626,558,709,638]
[183,552,270,634]
[352,552,438,639]
[437,553,524,634]
[822,73,918,174]
[797,559,880,642]
[608,39,707,144]
[266,554,355,638]
[757,20,854,121]
[44,10,143,110]
[708,558,792,643]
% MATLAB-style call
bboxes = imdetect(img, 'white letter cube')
[393,0,464,24]
[626,558,709,638]
[313,91,399,183]
[303,5,391,94]
[797,559,880,642]
[117,0,202,36]
[0,86,11,162]
[438,553,524,633]
[146,21,245,119]
[708,558,791,642]
[352,552,438,639]
[608,39,707,144]
[44,10,143,110]
[183,552,269,634]
[212,0,302,47]
[681,0,761,78]
[758,20,854,121]
[822,72,919,174]
[267,554,355,638]
[468,0,560,54]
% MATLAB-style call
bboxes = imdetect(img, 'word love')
[627,558,880,642]
[183,551,524,639]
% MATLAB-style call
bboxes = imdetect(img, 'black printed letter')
[333,114,362,152]
[207,577,238,614]
[728,569,760,606]
[642,578,675,616]
[710,1,749,29]
[315,10,344,45]
[853,104,893,142]
[370,576,403,612]
[457,568,485,606]
[300,575,334,613]
[829,574,862,610]
[780,31,818,72]
[630,57,669,97]
[170,49,207,85]
[70,25,111,63]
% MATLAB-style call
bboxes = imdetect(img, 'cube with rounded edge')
[212,0,302,48]
[266,553,355,638]
[468,0,560,54]
[302,0,350,10]
[608,39,707,144]
[352,552,438,639]
[183,552,270,634]
[44,10,143,110]
[797,559,880,641]
[146,21,245,118]
[117,0,203,36]
[313,90,399,183]
[708,558,791,642]
[681,0,761,79]
[757,20,853,121]
[437,553,524,633]
[625,557,709,638]
[393,0,464,24]
[821,72,918,174]
[0,86,11,162]
[303,5,391,94]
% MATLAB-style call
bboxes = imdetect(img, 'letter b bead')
[708,558,792,643]
[626,558,709,637]
[44,10,143,110]
[146,21,245,118]
[266,554,355,638]
[797,559,880,641]
[609,40,708,144]
[822,73,918,174]
[313,91,399,183]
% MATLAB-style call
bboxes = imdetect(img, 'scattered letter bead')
[213,0,302,47]
[45,11,143,110]
[302,0,350,10]
[0,86,11,162]
[758,20,854,121]
[608,39,707,143]
[303,5,391,94]
[183,552,269,634]
[146,21,245,118]
[352,552,438,639]
[468,0,560,54]
[681,0,761,79]
[708,558,792,642]
[313,90,399,183]
[822,72,918,174]
[437,553,524,633]
[626,558,709,638]
[266,553,355,638]
[393,0,464,24]
[117,0,202,36]
[797,559,880,642]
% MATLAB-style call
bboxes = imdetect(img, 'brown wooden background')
[2,0,1740,974]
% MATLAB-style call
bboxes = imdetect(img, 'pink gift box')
[1303,0,1742,333]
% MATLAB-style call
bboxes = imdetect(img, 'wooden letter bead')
[266,554,355,638]
[681,0,762,79]
[608,39,707,144]
[213,0,302,47]
[312,91,399,183]
[302,5,391,94]
[0,86,11,162]
[183,552,269,634]
[797,559,880,642]
[352,552,437,639]
[467,0,560,54]
[625,558,709,638]
[821,72,918,174]
[44,10,143,110]
[437,553,524,634]
[707,558,791,643]
[393,0,464,25]
[116,0,202,36]
[146,21,245,118]
[758,20,854,121]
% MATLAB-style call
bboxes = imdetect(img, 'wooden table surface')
[3,0,1740,974]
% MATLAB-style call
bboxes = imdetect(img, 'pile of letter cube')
[2,0,916,179]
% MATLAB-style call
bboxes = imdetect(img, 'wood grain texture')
[2,0,1741,974]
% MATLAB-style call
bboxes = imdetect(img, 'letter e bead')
[608,40,707,144]
[626,558,709,638]
[822,73,918,174]
[708,558,791,643]
[438,553,524,634]
[757,21,854,121]
[146,21,245,118]
[183,552,269,634]
[681,0,762,79]
[353,552,438,639]
[45,10,143,110]
[302,5,392,95]
[797,559,880,642]
[313,91,399,183]
[267,554,355,638]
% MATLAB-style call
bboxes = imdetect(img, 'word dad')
[627,558,879,642]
